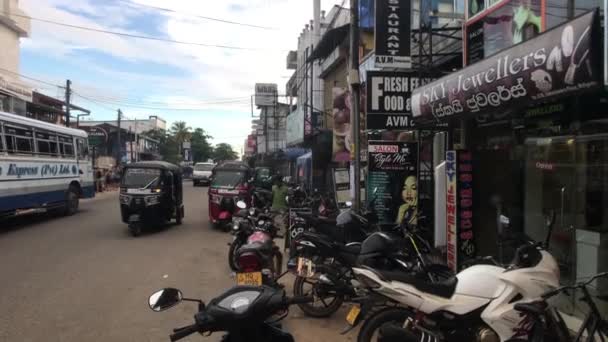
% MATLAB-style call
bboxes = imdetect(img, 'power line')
[4,11,284,51]
[0,67,64,88]
[114,0,278,30]
[73,91,251,106]
[73,92,251,111]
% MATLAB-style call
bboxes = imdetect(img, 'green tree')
[212,143,238,162]
[169,121,192,155]
[191,128,214,162]
[142,129,179,164]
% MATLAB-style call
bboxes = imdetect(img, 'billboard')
[465,0,545,65]
[374,0,411,69]
[254,83,277,107]
[286,107,304,145]
[332,87,351,162]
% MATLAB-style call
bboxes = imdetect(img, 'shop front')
[412,10,607,316]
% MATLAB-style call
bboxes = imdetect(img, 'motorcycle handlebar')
[169,324,200,342]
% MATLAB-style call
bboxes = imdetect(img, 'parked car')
[192,162,215,186]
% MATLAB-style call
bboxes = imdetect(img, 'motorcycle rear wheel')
[228,239,243,271]
[293,275,344,318]
[357,307,416,342]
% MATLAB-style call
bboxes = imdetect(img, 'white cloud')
[19,0,342,148]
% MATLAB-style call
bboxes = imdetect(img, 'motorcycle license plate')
[346,305,361,326]
[236,272,262,286]
[296,257,315,278]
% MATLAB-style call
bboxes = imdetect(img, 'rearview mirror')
[236,200,247,209]
[148,288,183,312]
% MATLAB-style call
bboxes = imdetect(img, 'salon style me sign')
[411,10,601,122]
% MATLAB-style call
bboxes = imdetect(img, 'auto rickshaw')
[208,161,252,230]
[119,161,185,236]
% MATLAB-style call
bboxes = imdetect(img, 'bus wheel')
[64,186,79,216]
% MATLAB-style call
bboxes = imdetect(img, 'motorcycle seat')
[238,241,274,258]
[371,267,458,298]
[298,213,336,226]
[337,243,361,255]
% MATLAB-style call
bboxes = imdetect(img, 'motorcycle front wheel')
[228,238,244,271]
[293,274,344,318]
[357,307,416,342]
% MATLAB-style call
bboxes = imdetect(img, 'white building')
[0,0,31,115]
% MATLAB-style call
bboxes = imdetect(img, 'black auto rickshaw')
[119,161,185,236]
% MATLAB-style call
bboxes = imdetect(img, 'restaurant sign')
[366,71,433,129]
[374,0,411,69]
[412,10,601,122]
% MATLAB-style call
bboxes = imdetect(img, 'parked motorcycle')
[234,206,284,287]
[289,217,451,319]
[352,211,560,342]
[227,201,258,271]
[147,286,314,341]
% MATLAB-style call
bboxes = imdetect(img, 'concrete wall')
[0,0,30,75]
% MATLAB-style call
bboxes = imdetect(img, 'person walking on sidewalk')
[271,175,288,232]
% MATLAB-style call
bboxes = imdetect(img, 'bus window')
[35,131,58,157]
[8,126,34,154]
[59,136,75,158]
[77,138,88,159]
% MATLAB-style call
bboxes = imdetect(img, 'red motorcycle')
[235,210,283,287]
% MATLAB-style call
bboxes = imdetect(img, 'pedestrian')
[271,175,288,232]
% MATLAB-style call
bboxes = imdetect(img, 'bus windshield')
[122,168,162,188]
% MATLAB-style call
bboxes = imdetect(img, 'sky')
[18,0,342,153]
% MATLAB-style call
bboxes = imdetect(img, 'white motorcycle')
[352,213,561,342]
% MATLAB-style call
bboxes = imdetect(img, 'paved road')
[0,183,353,342]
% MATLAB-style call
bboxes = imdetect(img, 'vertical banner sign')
[445,151,458,272]
[368,141,418,225]
[457,150,476,264]
[445,150,476,272]
[374,0,411,69]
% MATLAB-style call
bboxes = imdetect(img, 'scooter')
[352,212,560,342]
[147,286,313,342]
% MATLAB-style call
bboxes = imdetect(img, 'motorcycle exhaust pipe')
[378,324,421,342]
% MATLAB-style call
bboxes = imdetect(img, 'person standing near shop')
[271,175,288,232]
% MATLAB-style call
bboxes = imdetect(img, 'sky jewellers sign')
[412,10,601,122]
[367,71,433,129]
[374,0,411,69]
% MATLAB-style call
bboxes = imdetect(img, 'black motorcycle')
[148,286,313,342]
[289,219,451,319]
[227,201,258,271]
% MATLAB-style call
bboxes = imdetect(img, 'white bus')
[0,111,94,218]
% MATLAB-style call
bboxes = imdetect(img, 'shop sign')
[445,151,458,272]
[412,10,601,123]
[333,168,351,208]
[83,126,108,147]
[286,107,304,145]
[366,71,433,129]
[254,83,277,107]
[367,141,418,225]
[374,0,411,69]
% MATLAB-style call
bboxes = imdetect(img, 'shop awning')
[306,24,350,62]
[411,10,602,124]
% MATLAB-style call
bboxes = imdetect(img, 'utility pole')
[117,109,122,165]
[349,0,361,211]
[65,79,71,127]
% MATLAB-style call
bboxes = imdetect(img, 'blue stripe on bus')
[0,190,66,212]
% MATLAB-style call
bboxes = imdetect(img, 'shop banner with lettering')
[367,141,418,225]
[412,10,601,123]
[446,150,476,272]
[366,71,434,129]
[374,0,411,69]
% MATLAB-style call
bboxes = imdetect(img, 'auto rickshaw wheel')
[129,222,142,237]
[176,206,183,225]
